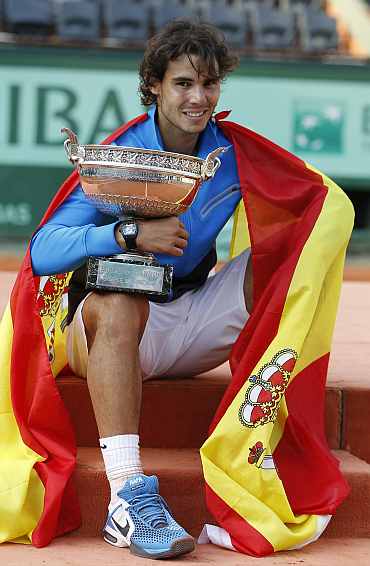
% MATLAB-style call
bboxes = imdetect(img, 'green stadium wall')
[1,44,370,240]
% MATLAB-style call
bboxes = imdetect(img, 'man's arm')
[30,186,122,275]
[31,186,189,276]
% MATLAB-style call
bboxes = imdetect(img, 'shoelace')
[129,493,168,529]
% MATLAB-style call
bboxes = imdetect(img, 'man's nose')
[188,85,207,104]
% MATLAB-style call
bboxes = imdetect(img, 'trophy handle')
[201,146,228,180]
[61,128,85,165]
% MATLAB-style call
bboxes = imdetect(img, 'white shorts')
[66,249,250,380]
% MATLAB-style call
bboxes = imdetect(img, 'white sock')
[99,434,144,507]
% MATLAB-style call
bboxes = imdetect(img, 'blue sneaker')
[103,474,195,559]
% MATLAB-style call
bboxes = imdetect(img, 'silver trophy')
[62,128,225,298]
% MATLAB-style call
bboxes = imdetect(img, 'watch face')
[123,223,137,236]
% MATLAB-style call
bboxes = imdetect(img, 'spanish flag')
[0,111,353,553]
[200,113,353,554]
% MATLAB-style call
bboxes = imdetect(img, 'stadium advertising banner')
[0,65,142,237]
[1,53,370,237]
[221,77,370,183]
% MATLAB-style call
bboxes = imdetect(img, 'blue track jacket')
[31,107,241,280]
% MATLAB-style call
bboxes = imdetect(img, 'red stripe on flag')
[10,251,79,546]
[205,484,274,557]
[273,355,350,515]
[33,461,81,545]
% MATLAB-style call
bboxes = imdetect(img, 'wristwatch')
[118,219,139,250]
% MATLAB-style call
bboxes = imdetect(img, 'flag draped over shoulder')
[199,114,354,555]
[0,114,147,547]
[0,111,353,553]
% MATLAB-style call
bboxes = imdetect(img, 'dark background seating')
[298,6,338,52]
[55,0,100,42]
[251,3,295,50]
[0,0,353,56]
[4,0,54,36]
[103,0,151,44]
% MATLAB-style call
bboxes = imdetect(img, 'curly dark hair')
[139,19,239,106]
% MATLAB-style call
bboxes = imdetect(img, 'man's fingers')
[171,247,184,256]
[162,238,187,256]
[136,217,189,255]
[174,237,188,249]
[162,245,183,257]
[177,228,189,240]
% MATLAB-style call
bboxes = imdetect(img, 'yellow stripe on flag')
[0,304,45,544]
[201,168,353,550]
[230,200,250,258]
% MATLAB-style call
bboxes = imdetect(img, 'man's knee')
[82,292,149,349]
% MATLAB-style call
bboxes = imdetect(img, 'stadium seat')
[240,0,273,7]
[206,1,248,49]
[56,0,100,42]
[299,8,339,52]
[103,0,150,43]
[251,4,295,50]
[4,0,53,36]
[153,0,195,32]
[281,0,324,11]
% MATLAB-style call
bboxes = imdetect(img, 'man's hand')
[136,217,188,256]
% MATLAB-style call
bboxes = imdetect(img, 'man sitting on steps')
[16,11,354,557]
[30,20,252,559]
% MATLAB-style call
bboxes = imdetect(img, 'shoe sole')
[130,537,195,559]
[103,528,129,548]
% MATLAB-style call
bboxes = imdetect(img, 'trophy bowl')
[62,128,225,219]
[62,128,226,298]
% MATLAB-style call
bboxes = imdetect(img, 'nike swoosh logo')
[112,516,130,538]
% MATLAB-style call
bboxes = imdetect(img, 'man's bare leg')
[81,291,149,438]
[79,290,195,556]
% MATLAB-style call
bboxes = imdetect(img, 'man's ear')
[149,81,161,97]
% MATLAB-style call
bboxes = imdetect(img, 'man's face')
[150,54,221,150]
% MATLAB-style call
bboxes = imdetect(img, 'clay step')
[74,448,370,539]
[57,372,343,449]
[3,537,370,566]
[343,387,370,464]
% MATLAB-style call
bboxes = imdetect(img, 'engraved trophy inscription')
[62,128,225,299]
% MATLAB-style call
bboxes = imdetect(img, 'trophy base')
[86,252,173,298]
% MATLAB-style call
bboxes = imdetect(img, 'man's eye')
[177,81,191,87]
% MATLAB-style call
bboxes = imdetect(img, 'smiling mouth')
[183,110,207,118]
